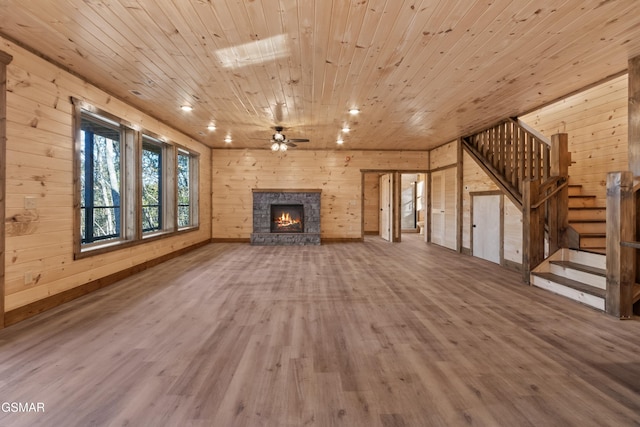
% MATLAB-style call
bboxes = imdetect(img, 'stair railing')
[462,118,554,210]
[462,121,570,282]
[522,134,571,282]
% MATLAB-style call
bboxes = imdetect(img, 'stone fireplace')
[251,189,321,245]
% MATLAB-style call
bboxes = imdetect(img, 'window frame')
[80,112,124,244]
[176,147,200,230]
[141,133,173,237]
[72,98,199,259]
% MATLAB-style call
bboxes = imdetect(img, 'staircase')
[531,249,606,311]
[531,185,609,311]
[568,184,606,254]
[461,119,640,316]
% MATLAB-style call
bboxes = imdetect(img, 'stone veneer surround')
[251,189,321,245]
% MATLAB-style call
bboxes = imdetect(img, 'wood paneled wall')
[430,141,457,170]
[521,74,628,206]
[448,150,522,266]
[2,37,212,312]
[0,50,12,327]
[461,152,499,249]
[503,198,523,265]
[211,150,427,240]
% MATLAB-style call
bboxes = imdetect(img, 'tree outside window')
[74,100,199,257]
[80,114,122,244]
[177,151,191,228]
[142,137,162,232]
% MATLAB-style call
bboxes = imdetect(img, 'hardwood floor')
[0,234,639,426]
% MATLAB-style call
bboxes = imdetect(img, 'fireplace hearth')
[251,189,321,245]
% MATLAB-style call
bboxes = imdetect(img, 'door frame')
[400,173,419,232]
[361,169,427,242]
[470,190,504,265]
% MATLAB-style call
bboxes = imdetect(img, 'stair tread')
[549,260,606,277]
[579,233,606,237]
[569,195,596,199]
[569,220,606,224]
[533,272,607,298]
[570,206,605,210]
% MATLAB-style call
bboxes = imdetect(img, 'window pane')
[177,152,190,228]
[80,114,122,243]
[142,139,162,232]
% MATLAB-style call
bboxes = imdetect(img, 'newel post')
[522,179,544,283]
[605,171,635,318]
[548,133,570,253]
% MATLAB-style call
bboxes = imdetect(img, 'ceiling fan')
[270,126,309,151]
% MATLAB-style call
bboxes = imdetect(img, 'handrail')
[532,181,568,209]
[538,176,563,194]
[510,117,551,146]
[620,241,640,249]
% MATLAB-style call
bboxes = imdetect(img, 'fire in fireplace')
[271,204,304,233]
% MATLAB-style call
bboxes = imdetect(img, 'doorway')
[400,173,424,233]
[472,193,503,264]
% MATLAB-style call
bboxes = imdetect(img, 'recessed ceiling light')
[208,124,216,131]
[180,105,193,112]
[337,138,344,145]
[342,126,350,133]
[224,136,232,143]
[349,108,360,115]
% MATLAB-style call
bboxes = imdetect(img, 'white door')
[472,195,501,264]
[380,174,392,241]
[432,169,458,249]
[431,172,445,245]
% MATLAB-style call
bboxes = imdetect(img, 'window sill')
[74,225,201,260]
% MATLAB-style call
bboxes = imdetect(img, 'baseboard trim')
[322,238,363,243]
[502,259,523,273]
[212,237,364,244]
[3,239,211,328]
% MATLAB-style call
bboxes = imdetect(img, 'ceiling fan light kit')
[271,142,288,151]
[268,126,309,151]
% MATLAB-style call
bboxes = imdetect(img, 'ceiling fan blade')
[286,142,297,148]
[287,138,309,143]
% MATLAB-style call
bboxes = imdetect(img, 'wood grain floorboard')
[0,234,639,426]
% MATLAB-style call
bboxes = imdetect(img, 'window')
[80,113,123,244]
[177,149,199,229]
[142,136,163,233]
[73,99,200,258]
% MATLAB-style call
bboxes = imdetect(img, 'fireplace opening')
[271,204,304,233]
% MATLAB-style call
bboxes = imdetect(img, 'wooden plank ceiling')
[1,0,640,151]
